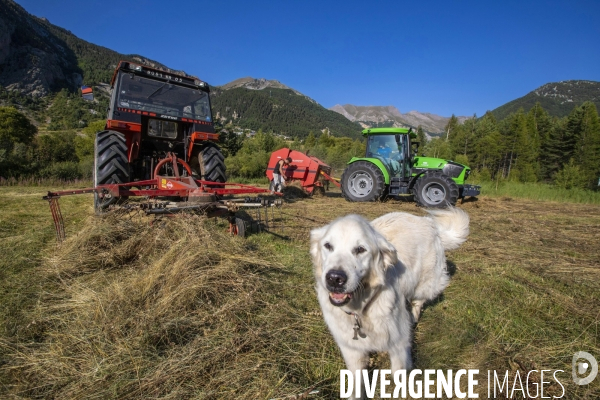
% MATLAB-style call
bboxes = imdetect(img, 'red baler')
[266,148,340,194]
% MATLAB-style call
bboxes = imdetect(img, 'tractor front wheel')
[341,161,386,202]
[94,130,130,212]
[413,171,459,208]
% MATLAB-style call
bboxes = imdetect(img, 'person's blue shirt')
[377,145,392,158]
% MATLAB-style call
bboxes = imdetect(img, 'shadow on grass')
[446,260,457,276]
[460,196,479,204]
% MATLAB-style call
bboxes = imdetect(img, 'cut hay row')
[2,213,340,399]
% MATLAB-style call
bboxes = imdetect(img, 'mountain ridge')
[490,80,600,120]
[219,77,319,105]
[329,104,470,135]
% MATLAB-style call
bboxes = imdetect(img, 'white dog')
[310,208,469,396]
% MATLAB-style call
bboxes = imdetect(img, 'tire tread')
[413,170,459,208]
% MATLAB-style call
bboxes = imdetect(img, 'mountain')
[490,80,600,120]
[0,0,182,98]
[210,83,362,139]
[0,0,361,139]
[329,104,469,136]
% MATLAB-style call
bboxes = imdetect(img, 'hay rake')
[43,157,284,241]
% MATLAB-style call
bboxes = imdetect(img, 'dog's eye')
[354,246,367,255]
[324,242,333,251]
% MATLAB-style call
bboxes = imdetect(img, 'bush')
[225,131,286,179]
[471,167,492,182]
[78,157,94,180]
[453,154,469,166]
[553,159,588,190]
[39,161,83,181]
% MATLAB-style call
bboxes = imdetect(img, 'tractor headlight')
[128,63,143,72]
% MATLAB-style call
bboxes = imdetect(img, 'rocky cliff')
[330,104,469,135]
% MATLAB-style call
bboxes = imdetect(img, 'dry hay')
[282,181,309,199]
[2,214,338,399]
[2,191,600,398]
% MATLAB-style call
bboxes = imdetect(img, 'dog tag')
[353,323,367,340]
[353,324,360,340]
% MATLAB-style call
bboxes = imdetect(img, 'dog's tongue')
[330,292,351,301]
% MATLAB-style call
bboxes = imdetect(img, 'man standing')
[271,157,291,193]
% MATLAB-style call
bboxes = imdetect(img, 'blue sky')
[14,0,600,117]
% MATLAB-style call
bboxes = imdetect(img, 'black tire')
[198,143,226,183]
[341,161,386,202]
[413,171,459,208]
[235,217,247,238]
[94,130,130,212]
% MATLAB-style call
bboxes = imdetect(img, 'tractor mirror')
[81,86,94,101]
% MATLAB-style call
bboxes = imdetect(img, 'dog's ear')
[374,230,398,269]
[309,225,328,270]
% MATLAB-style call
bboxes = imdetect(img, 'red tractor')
[43,62,282,241]
[93,61,226,210]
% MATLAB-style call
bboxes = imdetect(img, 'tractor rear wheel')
[198,143,226,184]
[341,161,386,202]
[413,171,459,208]
[94,130,130,212]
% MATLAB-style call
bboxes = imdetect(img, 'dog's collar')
[342,284,382,340]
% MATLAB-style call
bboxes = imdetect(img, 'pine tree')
[539,117,567,182]
[444,115,460,142]
[415,126,427,157]
[304,131,316,147]
[572,102,600,188]
[498,109,538,181]
[450,114,479,163]
[474,113,502,177]
[416,126,427,146]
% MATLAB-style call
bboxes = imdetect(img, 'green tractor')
[341,128,480,207]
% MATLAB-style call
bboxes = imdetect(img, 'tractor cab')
[365,131,411,179]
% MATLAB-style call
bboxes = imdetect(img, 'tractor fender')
[347,157,391,185]
[408,168,442,190]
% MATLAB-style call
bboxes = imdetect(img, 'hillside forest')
[1,95,599,191]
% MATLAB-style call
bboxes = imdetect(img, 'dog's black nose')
[326,270,347,289]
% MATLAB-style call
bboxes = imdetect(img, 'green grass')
[0,186,92,334]
[474,181,600,204]
[0,186,599,398]
[226,176,271,185]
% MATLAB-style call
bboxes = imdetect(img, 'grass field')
[0,184,599,399]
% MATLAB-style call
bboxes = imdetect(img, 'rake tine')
[47,197,65,243]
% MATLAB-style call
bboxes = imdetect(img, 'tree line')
[422,102,600,190]
[2,101,599,192]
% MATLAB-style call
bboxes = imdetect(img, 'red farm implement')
[266,148,340,195]
[44,153,282,241]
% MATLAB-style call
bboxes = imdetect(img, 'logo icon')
[572,351,598,385]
